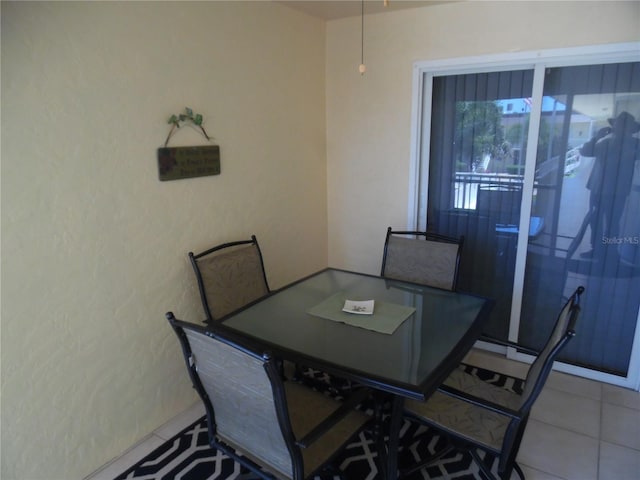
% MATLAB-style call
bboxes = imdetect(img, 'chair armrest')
[478,334,539,357]
[296,387,371,448]
[438,384,521,420]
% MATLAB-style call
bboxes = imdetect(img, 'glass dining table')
[216,268,494,479]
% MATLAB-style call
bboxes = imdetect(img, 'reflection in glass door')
[414,48,640,388]
[519,63,640,377]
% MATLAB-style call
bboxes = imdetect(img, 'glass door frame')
[408,42,640,390]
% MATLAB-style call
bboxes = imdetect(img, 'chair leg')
[470,450,525,480]
[470,449,497,480]
[493,457,526,480]
[513,462,526,480]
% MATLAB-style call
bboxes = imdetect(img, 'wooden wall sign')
[157,145,220,181]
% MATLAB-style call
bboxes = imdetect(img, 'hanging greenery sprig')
[164,107,212,147]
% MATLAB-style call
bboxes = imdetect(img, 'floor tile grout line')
[542,382,603,404]
[528,416,602,442]
[517,461,571,480]
[601,399,640,412]
[600,388,640,411]
[599,438,640,452]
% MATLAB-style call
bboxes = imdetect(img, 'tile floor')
[85,349,639,480]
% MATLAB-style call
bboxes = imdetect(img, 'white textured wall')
[326,0,640,274]
[0,2,326,479]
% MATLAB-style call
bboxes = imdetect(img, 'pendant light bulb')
[359,63,367,75]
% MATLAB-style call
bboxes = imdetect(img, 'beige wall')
[326,1,640,274]
[1,2,326,479]
[2,1,639,479]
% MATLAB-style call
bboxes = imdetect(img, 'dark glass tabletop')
[219,268,493,400]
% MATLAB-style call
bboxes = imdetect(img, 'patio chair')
[381,227,464,291]
[167,313,373,480]
[476,185,523,226]
[189,235,270,322]
[401,285,584,480]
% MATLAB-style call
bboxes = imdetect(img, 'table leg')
[371,392,404,480]
[372,392,389,480]
[386,395,404,480]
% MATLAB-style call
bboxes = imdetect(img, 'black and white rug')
[114,365,523,480]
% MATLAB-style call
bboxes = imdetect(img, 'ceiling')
[278,1,452,20]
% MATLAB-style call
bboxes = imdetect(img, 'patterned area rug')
[114,365,523,480]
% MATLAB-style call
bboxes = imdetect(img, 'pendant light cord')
[358,0,366,74]
[361,0,364,65]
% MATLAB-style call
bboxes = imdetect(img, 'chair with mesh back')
[189,235,270,322]
[167,313,373,480]
[401,285,584,480]
[381,227,464,291]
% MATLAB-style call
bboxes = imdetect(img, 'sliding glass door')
[424,69,534,341]
[521,63,640,377]
[411,45,640,388]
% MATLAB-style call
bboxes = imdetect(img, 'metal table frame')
[215,268,494,479]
